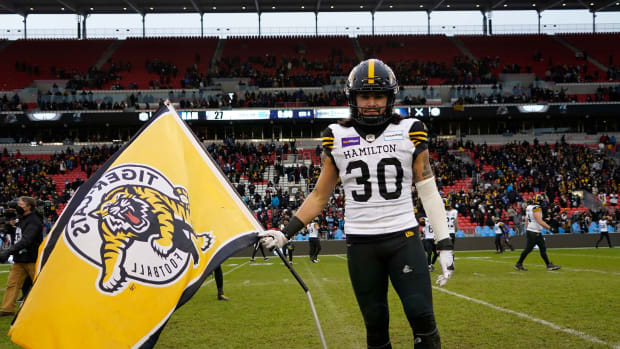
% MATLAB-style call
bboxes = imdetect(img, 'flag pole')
[274,248,327,349]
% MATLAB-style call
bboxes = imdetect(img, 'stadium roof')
[1,0,619,16]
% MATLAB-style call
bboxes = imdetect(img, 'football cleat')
[514,263,528,271]
[546,264,561,271]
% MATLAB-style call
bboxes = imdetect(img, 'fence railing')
[1,23,620,39]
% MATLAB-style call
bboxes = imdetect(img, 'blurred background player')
[445,199,458,247]
[250,240,269,262]
[307,219,321,263]
[515,195,561,271]
[420,216,438,271]
[279,218,295,263]
[213,265,228,301]
[595,214,613,248]
[493,216,514,253]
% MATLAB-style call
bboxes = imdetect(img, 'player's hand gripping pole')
[273,247,328,349]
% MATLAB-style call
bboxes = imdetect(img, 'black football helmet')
[345,58,399,126]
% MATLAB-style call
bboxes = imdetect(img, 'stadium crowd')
[0,93,26,112]
[1,135,616,241]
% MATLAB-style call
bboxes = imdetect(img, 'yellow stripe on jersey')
[533,207,542,212]
[368,59,375,84]
[409,131,427,136]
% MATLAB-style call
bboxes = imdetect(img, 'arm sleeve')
[415,177,452,247]
[409,120,429,161]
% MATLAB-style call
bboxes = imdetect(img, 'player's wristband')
[436,238,453,251]
[282,216,305,239]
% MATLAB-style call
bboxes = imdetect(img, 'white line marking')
[481,259,620,276]
[334,255,348,260]
[553,253,620,260]
[433,287,620,349]
[201,261,250,287]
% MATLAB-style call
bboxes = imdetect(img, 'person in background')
[0,197,44,316]
[595,214,613,248]
[514,195,561,271]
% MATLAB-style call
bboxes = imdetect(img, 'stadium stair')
[448,36,477,62]
[350,37,365,61]
[94,40,124,69]
[550,36,609,74]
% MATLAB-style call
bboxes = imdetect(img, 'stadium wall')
[231,233,619,257]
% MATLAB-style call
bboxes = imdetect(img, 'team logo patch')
[384,130,403,141]
[66,164,214,295]
[342,136,361,147]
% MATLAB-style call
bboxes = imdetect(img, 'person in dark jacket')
[0,197,44,316]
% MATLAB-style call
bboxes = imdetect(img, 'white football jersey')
[324,118,425,235]
[446,209,458,234]
[307,223,320,238]
[422,217,435,240]
[598,219,608,232]
[493,222,505,235]
[526,205,543,232]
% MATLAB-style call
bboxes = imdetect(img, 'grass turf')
[0,247,618,348]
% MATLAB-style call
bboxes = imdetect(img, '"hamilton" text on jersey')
[343,144,397,160]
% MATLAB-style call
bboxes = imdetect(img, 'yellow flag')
[9,104,263,348]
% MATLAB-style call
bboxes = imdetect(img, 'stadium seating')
[0,39,115,90]
[456,34,606,81]
[357,34,464,84]
[219,35,356,76]
[558,33,620,68]
[103,37,218,89]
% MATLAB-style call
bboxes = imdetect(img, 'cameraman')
[0,197,44,316]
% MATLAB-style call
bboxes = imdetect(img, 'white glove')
[258,230,288,250]
[436,250,454,287]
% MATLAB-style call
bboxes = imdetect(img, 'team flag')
[9,103,262,348]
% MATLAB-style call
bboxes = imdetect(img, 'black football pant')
[214,265,224,295]
[309,237,321,261]
[596,232,612,248]
[502,236,514,251]
[517,230,551,265]
[251,242,266,259]
[422,239,438,266]
[495,234,504,252]
[347,228,439,348]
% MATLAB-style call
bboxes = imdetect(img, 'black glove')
[0,250,11,263]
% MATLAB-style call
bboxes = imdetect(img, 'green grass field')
[0,247,619,348]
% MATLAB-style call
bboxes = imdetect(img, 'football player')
[515,195,561,271]
[259,59,453,348]
[595,214,613,248]
[420,216,439,271]
[444,199,459,247]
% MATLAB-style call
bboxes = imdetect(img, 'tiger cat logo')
[67,164,214,295]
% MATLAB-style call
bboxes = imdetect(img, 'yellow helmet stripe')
[368,59,375,84]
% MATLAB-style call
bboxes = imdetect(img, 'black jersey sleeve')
[409,120,429,160]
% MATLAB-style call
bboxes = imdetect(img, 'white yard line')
[433,286,620,349]
[551,253,620,260]
[201,261,250,287]
[481,258,620,276]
